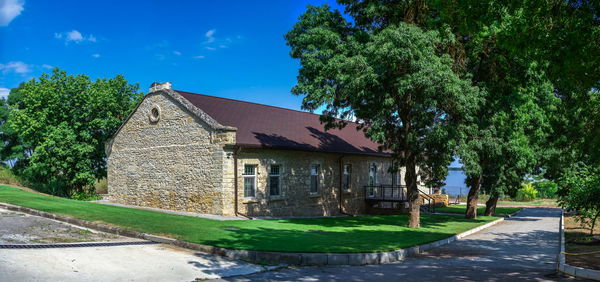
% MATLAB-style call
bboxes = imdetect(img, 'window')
[342,164,352,192]
[243,164,256,198]
[369,163,378,186]
[391,166,401,187]
[269,165,281,196]
[310,164,320,194]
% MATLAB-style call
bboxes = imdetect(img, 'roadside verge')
[0,201,513,266]
[557,210,600,281]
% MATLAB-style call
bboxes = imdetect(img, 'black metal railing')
[364,185,407,201]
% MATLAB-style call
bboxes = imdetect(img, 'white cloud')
[0,87,10,99]
[193,55,205,59]
[41,64,53,69]
[66,30,83,41]
[204,29,216,43]
[91,53,100,58]
[173,50,181,56]
[55,30,97,44]
[0,0,24,27]
[202,29,243,50]
[0,61,30,74]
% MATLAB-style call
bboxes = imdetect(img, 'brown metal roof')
[177,90,390,156]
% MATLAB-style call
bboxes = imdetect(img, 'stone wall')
[234,148,413,217]
[107,92,235,215]
[107,91,432,217]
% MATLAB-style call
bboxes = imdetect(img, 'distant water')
[442,169,468,196]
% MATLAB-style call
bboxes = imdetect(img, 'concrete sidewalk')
[223,208,583,281]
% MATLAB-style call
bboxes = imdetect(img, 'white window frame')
[243,164,256,198]
[369,163,378,186]
[269,164,281,197]
[310,164,320,194]
[342,164,352,192]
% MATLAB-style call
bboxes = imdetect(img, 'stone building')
[106,82,430,217]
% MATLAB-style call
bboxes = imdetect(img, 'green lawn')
[435,204,521,216]
[0,185,498,253]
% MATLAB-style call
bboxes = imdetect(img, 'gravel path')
[0,207,268,281]
[0,208,121,244]
[223,208,583,281]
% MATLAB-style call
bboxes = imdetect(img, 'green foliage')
[70,190,102,201]
[0,185,497,253]
[532,180,558,199]
[286,4,480,227]
[0,167,22,186]
[4,68,142,196]
[514,183,538,202]
[559,166,600,235]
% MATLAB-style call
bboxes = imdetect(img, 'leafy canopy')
[286,4,480,227]
[5,68,142,196]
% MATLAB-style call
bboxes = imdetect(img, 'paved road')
[224,208,581,281]
[0,208,266,281]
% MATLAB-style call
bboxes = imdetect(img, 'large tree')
[285,5,479,228]
[295,0,600,220]
[5,68,142,196]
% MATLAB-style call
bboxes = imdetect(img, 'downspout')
[338,155,354,217]
[233,146,251,219]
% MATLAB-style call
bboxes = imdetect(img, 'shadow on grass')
[270,213,491,229]
[202,227,466,253]
[199,214,495,253]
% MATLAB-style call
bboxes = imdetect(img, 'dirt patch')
[564,213,600,271]
[0,208,121,244]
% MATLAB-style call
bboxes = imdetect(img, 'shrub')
[0,168,22,186]
[94,178,108,194]
[515,183,538,201]
[70,190,102,201]
[533,180,558,198]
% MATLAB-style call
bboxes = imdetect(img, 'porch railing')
[364,185,407,201]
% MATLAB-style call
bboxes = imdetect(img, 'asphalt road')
[223,208,583,282]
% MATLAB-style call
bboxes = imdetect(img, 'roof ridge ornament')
[149,82,172,93]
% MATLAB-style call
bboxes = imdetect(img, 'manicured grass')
[0,185,497,253]
[436,204,521,216]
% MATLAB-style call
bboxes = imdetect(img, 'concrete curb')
[556,210,600,281]
[0,202,506,266]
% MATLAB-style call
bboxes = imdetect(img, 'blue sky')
[0,0,345,110]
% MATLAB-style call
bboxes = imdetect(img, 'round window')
[149,105,161,123]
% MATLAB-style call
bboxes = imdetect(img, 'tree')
[6,68,142,196]
[559,165,600,235]
[285,5,479,228]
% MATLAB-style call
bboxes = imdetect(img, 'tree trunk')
[484,193,499,216]
[591,210,600,236]
[465,174,482,219]
[406,153,420,228]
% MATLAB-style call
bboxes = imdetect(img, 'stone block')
[301,253,328,265]
[392,249,406,261]
[379,252,393,264]
[574,266,600,280]
[363,253,379,265]
[348,254,366,265]
[327,254,349,265]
